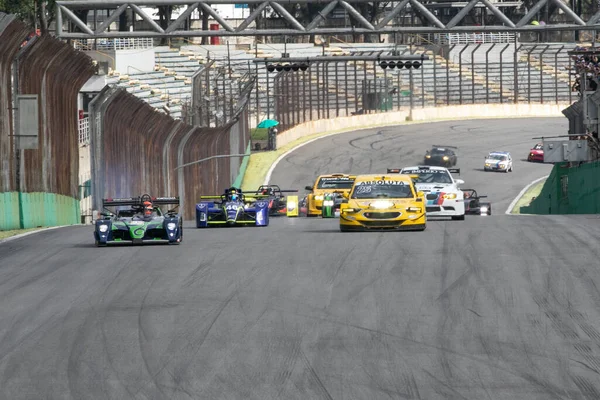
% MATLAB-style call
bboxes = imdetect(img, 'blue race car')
[94,194,183,246]
[195,187,270,228]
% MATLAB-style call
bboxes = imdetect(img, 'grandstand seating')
[102,41,579,125]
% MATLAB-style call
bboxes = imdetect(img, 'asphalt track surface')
[3,118,600,399]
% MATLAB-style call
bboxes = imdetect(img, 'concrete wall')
[276,103,571,149]
[85,48,155,74]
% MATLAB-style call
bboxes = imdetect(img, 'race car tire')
[95,240,106,247]
[488,207,492,215]
[451,214,465,221]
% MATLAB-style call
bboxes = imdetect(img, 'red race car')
[527,143,544,162]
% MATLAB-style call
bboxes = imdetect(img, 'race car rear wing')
[255,185,299,194]
[448,168,461,175]
[103,196,180,207]
[432,144,458,149]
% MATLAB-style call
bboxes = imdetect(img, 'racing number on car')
[355,186,372,194]
[225,204,239,211]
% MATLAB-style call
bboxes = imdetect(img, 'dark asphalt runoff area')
[3,117,600,400]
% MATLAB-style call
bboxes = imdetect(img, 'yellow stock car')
[339,174,426,232]
[305,174,355,217]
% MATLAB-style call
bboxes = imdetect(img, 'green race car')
[94,194,183,246]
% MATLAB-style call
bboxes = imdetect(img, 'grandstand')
[97,41,578,127]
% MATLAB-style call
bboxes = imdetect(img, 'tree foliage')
[0,0,55,35]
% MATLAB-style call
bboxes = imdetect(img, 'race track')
[3,117,600,399]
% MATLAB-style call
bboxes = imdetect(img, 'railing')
[443,33,518,44]
[78,117,90,145]
[72,38,155,51]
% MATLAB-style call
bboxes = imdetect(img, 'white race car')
[389,166,466,220]
[484,151,513,172]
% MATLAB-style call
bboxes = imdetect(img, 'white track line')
[0,225,76,245]
[264,131,353,185]
[504,175,549,215]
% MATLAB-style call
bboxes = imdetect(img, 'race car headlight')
[442,193,457,199]
[99,224,108,232]
[323,200,335,206]
[167,222,176,230]
[341,208,358,213]
[480,206,488,213]
[425,155,431,159]
[443,156,449,160]
[485,163,491,167]
[530,153,534,157]
[406,207,422,212]
[370,201,394,209]
[314,195,324,201]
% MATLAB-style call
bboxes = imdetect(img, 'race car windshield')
[430,149,448,155]
[317,178,354,189]
[351,183,414,199]
[488,154,507,161]
[533,144,543,150]
[403,170,453,184]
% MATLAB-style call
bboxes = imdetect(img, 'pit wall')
[0,193,80,230]
[520,160,600,214]
[275,104,569,149]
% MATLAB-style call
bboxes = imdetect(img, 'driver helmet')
[143,201,153,215]
[464,192,471,198]
[230,192,238,201]
[262,189,268,195]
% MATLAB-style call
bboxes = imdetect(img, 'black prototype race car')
[424,145,458,167]
[463,189,492,215]
[253,185,298,215]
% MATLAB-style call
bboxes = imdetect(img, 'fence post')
[447,45,454,105]
[471,43,482,104]
[555,45,564,105]
[458,45,468,105]
[514,43,522,104]
[499,44,510,104]
[526,45,538,104]
[485,44,495,104]
[539,44,549,103]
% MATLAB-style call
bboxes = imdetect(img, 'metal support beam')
[254,55,428,63]
[55,0,600,39]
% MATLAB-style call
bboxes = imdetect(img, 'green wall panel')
[0,192,21,231]
[0,192,80,231]
[521,161,600,214]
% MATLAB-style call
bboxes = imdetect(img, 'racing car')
[253,185,299,215]
[339,173,426,231]
[463,189,492,215]
[484,151,513,172]
[305,173,356,217]
[423,145,458,167]
[94,194,183,246]
[388,166,466,220]
[527,143,544,162]
[195,187,270,227]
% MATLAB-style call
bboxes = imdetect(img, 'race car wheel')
[451,214,465,221]
[95,240,106,247]
[487,207,492,215]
